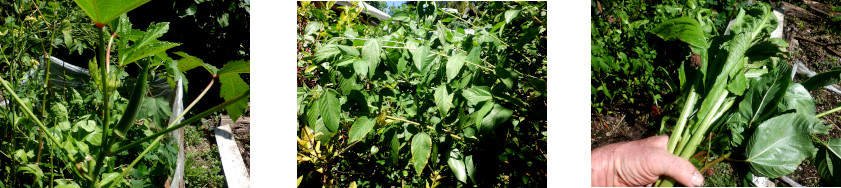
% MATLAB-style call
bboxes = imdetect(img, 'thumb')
[650,152,705,187]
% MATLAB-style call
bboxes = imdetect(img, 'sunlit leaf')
[73,0,151,24]
[319,89,340,132]
[446,53,466,83]
[746,113,829,178]
[816,138,841,186]
[447,147,467,183]
[411,132,432,175]
[348,116,375,142]
[219,74,250,121]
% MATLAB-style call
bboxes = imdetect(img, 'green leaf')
[139,96,171,128]
[362,39,381,77]
[737,62,790,127]
[50,102,69,122]
[353,59,369,79]
[474,101,494,130]
[85,132,103,146]
[219,60,250,76]
[337,45,360,57]
[504,9,521,24]
[461,86,492,106]
[305,100,320,130]
[96,172,122,188]
[315,44,341,63]
[411,132,432,175]
[173,52,204,72]
[465,155,477,183]
[816,138,841,186]
[495,67,519,89]
[348,116,375,143]
[782,84,816,115]
[319,90,340,132]
[304,21,323,36]
[447,147,467,183]
[73,0,151,24]
[76,120,96,133]
[746,113,826,178]
[219,74,250,121]
[434,84,453,116]
[801,67,841,91]
[412,44,429,72]
[481,104,513,134]
[745,38,788,61]
[650,17,707,49]
[17,164,44,178]
[446,53,466,82]
[392,11,410,22]
[119,22,180,66]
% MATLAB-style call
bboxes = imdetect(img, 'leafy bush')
[297,2,546,187]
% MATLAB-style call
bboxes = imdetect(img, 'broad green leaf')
[746,113,826,178]
[50,102,69,122]
[305,100,320,132]
[73,0,151,24]
[348,116,375,142]
[465,155,477,183]
[650,17,706,49]
[338,71,358,95]
[392,11,410,22]
[495,67,519,89]
[745,38,788,61]
[337,45,360,57]
[446,53,466,82]
[17,164,44,178]
[461,86,492,106]
[412,44,429,72]
[411,132,432,175]
[219,74,250,121]
[218,60,250,76]
[85,132,102,146]
[447,147,467,183]
[391,128,401,164]
[737,63,790,126]
[782,84,816,115]
[816,138,841,186]
[437,21,449,45]
[727,69,747,96]
[315,44,341,63]
[466,47,481,71]
[481,104,513,134]
[504,9,521,24]
[353,59,368,78]
[173,52,204,72]
[434,84,453,116]
[801,67,841,91]
[304,21,323,36]
[362,39,381,77]
[319,90,340,132]
[474,101,494,130]
[96,172,122,188]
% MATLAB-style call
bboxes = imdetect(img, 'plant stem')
[428,51,493,71]
[816,105,841,118]
[91,30,116,184]
[668,87,699,153]
[111,88,247,155]
[699,152,732,174]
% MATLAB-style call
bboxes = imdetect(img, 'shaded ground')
[592,0,841,186]
[232,116,251,170]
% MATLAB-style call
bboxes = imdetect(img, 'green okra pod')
[113,60,150,138]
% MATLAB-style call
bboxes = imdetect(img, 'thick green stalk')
[816,105,841,118]
[91,27,113,185]
[668,87,700,153]
[679,90,729,159]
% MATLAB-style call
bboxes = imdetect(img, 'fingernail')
[691,171,704,187]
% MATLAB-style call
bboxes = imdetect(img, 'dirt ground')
[591,0,841,186]
[232,116,251,170]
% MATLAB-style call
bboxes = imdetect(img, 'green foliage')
[0,0,250,187]
[298,1,546,187]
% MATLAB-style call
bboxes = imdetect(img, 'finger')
[642,135,670,150]
[651,152,704,187]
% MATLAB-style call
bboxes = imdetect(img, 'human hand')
[591,135,704,187]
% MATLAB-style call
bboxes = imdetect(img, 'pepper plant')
[0,0,250,187]
[651,2,841,186]
[297,1,546,187]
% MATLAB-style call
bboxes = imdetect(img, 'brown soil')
[232,117,250,170]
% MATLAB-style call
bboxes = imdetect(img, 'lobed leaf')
[218,60,250,76]
[219,74,250,121]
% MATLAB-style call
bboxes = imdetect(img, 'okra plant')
[0,0,250,187]
[653,2,841,186]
